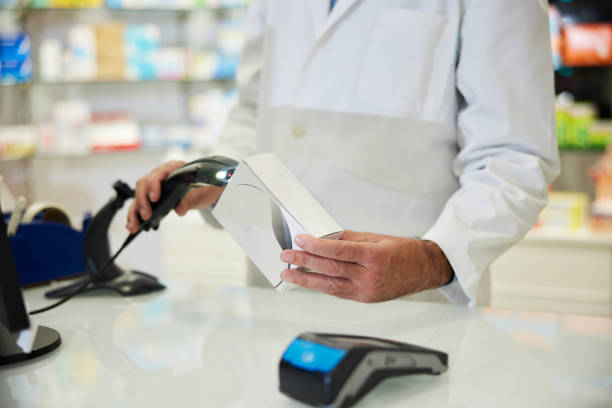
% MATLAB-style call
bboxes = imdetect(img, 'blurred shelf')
[0,78,235,87]
[559,147,607,153]
[525,227,612,248]
[0,148,178,162]
[0,5,248,13]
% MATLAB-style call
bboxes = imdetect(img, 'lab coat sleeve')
[213,0,266,160]
[421,0,560,305]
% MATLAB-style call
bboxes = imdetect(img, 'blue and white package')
[0,31,33,83]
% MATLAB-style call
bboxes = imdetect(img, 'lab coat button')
[291,123,307,140]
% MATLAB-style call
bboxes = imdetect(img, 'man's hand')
[279,230,454,303]
[126,160,224,233]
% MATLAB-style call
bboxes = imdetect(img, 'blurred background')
[0,0,611,317]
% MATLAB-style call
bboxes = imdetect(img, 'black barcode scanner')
[138,156,239,232]
[30,156,239,312]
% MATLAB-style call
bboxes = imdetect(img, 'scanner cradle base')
[45,270,164,298]
[44,180,165,300]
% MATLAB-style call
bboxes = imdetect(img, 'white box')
[212,153,343,290]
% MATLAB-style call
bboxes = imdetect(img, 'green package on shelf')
[568,103,596,149]
[556,107,570,149]
[29,0,50,7]
[589,121,612,150]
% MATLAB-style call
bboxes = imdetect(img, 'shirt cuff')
[422,211,479,306]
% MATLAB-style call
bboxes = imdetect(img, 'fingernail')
[295,235,305,247]
[126,222,132,230]
[281,271,294,283]
[149,192,156,201]
[281,251,294,263]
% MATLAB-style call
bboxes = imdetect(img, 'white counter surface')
[2,281,611,408]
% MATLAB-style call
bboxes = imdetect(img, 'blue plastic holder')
[5,214,91,286]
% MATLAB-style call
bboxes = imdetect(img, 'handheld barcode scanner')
[40,156,239,304]
[279,333,448,408]
[138,156,238,232]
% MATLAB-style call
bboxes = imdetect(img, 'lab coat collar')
[316,0,360,41]
[299,0,361,82]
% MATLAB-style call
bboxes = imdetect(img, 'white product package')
[212,153,343,290]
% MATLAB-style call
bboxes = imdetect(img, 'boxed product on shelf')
[124,23,160,80]
[188,50,218,80]
[537,192,589,231]
[37,0,105,8]
[555,94,609,150]
[39,38,62,82]
[95,22,125,80]
[217,17,245,57]
[562,23,612,67]
[150,47,186,80]
[37,100,92,156]
[0,0,19,7]
[589,121,612,149]
[588,146,612,231]
[167,125,194,149]
[209,0,250,8]
[0,31,33,84]
[64,25,97,81]
[568,102,597,148]
[106,0,199,9]
[0,125,38,159]
[189,89,237,149]
[87,113,141,152]
[140,124,166,149]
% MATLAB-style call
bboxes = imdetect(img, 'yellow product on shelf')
[95,22,125,80]
[537,192,589,231]
[72,0,104,8]
[49,0,71,7]
[49,0,103,7]
[0,125,38,160]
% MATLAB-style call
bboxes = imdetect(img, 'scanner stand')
[45,181,165,299]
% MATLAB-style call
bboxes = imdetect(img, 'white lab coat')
[216,0,560,305]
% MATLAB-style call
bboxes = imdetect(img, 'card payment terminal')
[279,332,448,407]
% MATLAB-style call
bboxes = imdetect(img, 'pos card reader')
[279,333,448,408]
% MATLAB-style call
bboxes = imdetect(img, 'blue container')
[5,215,91,286]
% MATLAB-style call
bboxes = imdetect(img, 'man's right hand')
[126,160,225,234]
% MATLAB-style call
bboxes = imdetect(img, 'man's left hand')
[279,230,454,303]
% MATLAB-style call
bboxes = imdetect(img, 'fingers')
[280,250,364,280]
[147,161,183,202]
[134,178,153,220]
[126,202,140,233]
[126,160,185,232]
[294,234,371,264]
[174,186,225,216]
[340,230,385,242]
[280,268,358,299]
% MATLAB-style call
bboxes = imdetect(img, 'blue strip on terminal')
[282,338,347,373]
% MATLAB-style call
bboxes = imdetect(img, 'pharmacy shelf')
[0,78,234,87]
[559,146,607,153]
[0,147,182,162]
[525,226,612,248]
[0,5,248,13]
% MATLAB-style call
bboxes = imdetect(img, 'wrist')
[420,240,454,290]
